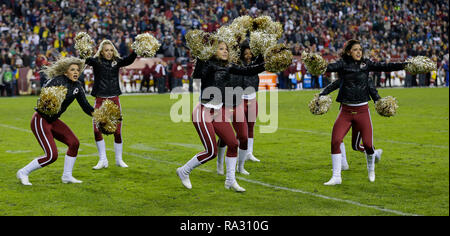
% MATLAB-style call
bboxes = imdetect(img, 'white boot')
[17,158,42,186]
[247,138,260,162]
[324,154,342,185]
[176,156,201,189]
[374,149,383,163]
[62,155,82,184]
[236,148,250,175]
[93,140,108,169]
[216,146,226,175]
[366,152,376,182]
[340,142,349,170]
[114,142,128,167]
[225,156,245,192]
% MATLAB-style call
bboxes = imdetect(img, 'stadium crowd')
[0,0,448,96]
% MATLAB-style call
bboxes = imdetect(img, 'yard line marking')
[80,143,421,216]
[237,177,420,216]
[257,125,449,149]
[166,142,204,150]
[0,124,32,133]
[0,123,424,216]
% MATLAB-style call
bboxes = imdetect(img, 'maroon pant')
[218,103,248,150]
[192,103,239,164]
[331,104,374,155]
[31,112,79,167]
[93,96,122,143]
[244,98,258,139]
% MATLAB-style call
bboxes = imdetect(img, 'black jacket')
[320,58,406,103]
[36,75,94,122]
[237,55,264,96]
[85,52,137,97]
[195,59,265,107]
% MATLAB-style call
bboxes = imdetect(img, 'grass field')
[0,87,448,216]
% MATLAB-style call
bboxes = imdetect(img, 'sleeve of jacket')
[117,51,138,68]
[43,76,64,87]
[192,60,207,79]
[75,82,95,116]
[228,62,265,76]
[85,57,98,67]
[319,77,341,96]
[368,77,381,102]
[326,60,344,73]
[368,59,407,72]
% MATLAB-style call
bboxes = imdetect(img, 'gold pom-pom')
[185,30,218,60]
[309,94,332,115]
[301,51,328,76]
[264,44,293,73]
[375,96,399,117]
[252,16,283,39]
[230,15,253,34]
[131,33,161,57]
[74,32,94,59]
[404,56,437,75]
[37,86,68,116]
[92,100,123,135]
[249,31,277,56]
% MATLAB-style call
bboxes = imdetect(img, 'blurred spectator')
[141,63,152,92]
[152,61,166,93]
[171,59,184,90]
[0,0,446,92]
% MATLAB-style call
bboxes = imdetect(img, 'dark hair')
[340,39,362,60]
[239,39,253,63]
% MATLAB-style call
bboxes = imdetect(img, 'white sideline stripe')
[257,125,449,149]
[81,142,421,216]
[0,123,422,216]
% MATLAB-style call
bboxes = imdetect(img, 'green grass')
[0,87,448,216]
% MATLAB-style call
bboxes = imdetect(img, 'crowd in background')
[0,0,449,96]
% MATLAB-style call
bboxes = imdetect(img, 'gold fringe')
[264,44,293,73]
[37,86,68,116]
[309,94,332,115]
[131,33,161,57]
[92,100,122,135]
[375,96,399,117]
[301,51,328,76]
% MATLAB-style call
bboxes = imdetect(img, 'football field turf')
[0,87,448,216]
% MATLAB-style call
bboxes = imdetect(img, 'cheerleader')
[176,41,265,192]
[216,41,262,176]
[17,57,94,185]
[318,39,407,185]
[85,40,137,169]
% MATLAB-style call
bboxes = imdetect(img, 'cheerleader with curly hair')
[17,57,95,185]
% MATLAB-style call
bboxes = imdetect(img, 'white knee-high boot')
[17,158,42,185]
[114,142,128,167]
[216,146,226,175]
[176,156,201,189]
[237,148,249,175]
[93,140,108,169]
[62,155,82,183]
[225,156,245,192]
[324,154,342,185]
[366,152,376,182]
